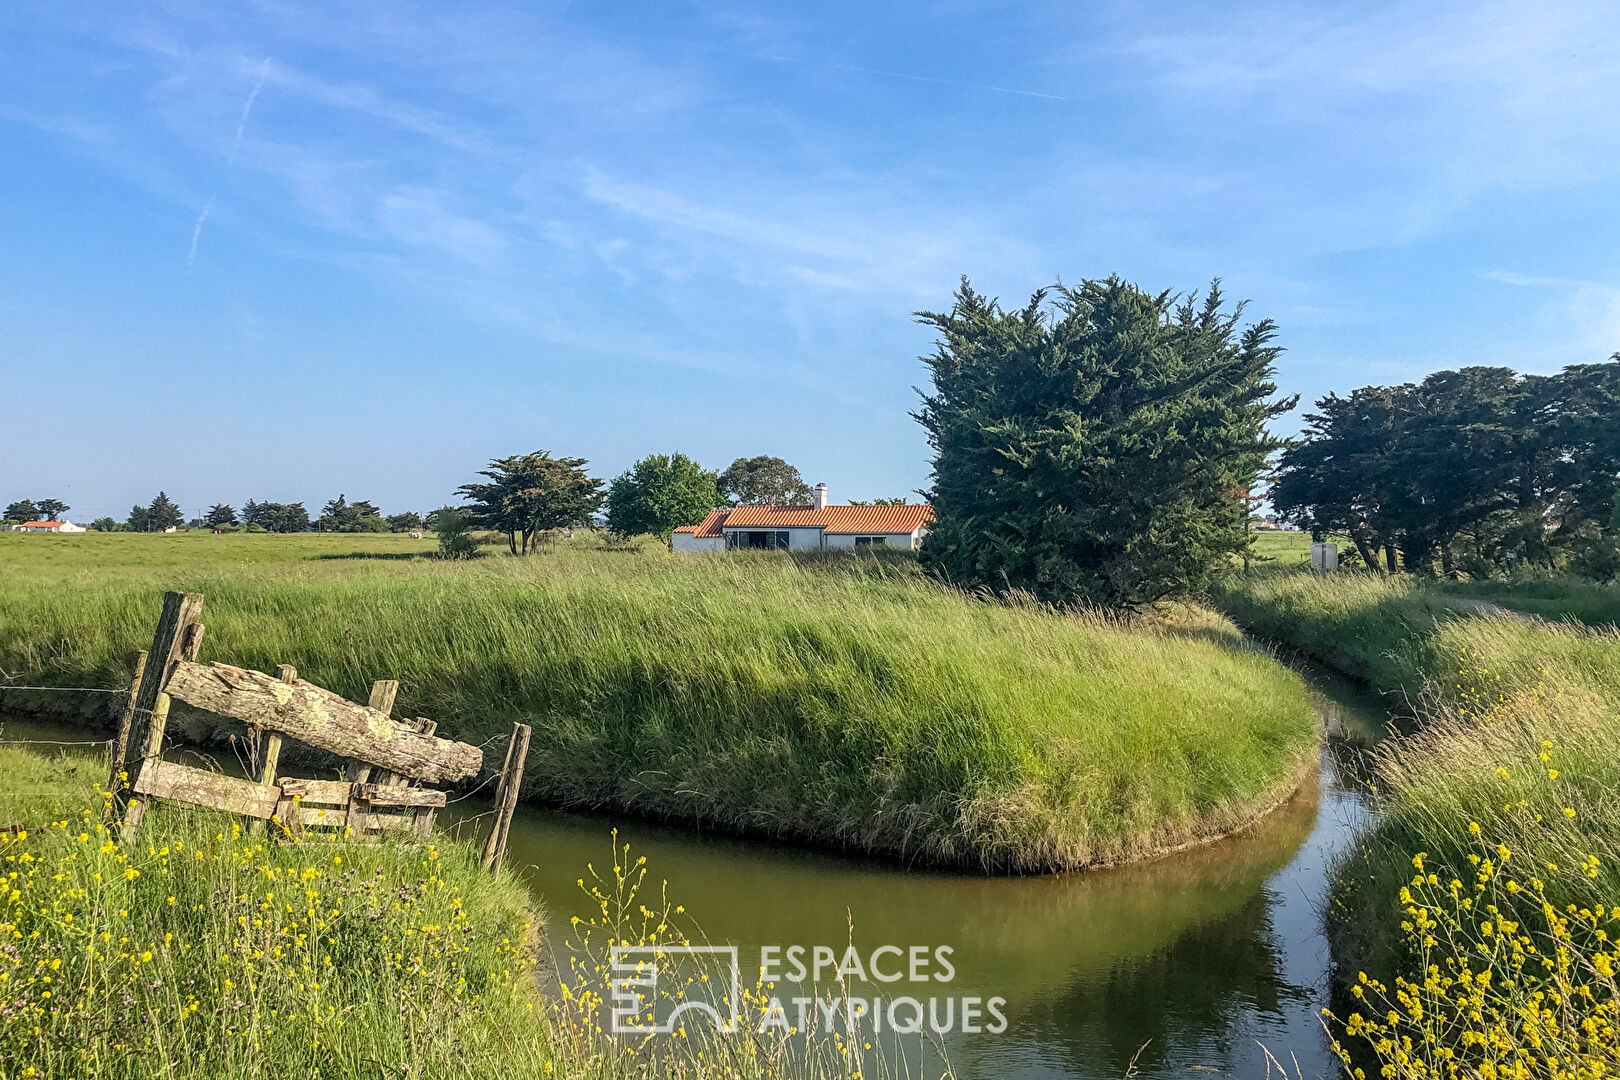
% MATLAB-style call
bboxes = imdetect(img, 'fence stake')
[246,665,295,836]
[104,650,148,823]
[119,692,171,843]
[119,592,203,809]
[481,722,531,873]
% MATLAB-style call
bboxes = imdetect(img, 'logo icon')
[610,944,741,1034]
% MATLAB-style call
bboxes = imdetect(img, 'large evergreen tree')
[606,453,725,541]
[457,451,604,555]
[915,276,1292,607]
[4,500,40,523]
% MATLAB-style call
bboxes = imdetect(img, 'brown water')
[2,672,1384,1080]
[443,673,1382,1080]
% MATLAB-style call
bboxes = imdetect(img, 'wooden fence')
[108,592,528,871]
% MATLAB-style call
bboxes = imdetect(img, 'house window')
[727,531,790,550]
[853,535,888,547]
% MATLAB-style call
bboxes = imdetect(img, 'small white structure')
[672,485,934,553]
[18,520,87,533]
[1310,542,1339,575]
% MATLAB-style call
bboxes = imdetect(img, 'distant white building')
[672,484,934,552]
[18,520,87,533]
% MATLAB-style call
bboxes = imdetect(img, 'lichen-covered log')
[164,660,482,784]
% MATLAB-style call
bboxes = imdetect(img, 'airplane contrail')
[191,57,270,268]
[186,198,213,267]
[228,57,271,166]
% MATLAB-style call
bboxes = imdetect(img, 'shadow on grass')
[312,551,432,562]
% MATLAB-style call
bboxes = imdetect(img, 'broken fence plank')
[278,777,355,805]
[358,785,446,808]
[133,759,280,820]
[164,660,481,784]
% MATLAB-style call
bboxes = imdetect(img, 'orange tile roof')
[19,521,67,528]
[818,505,934,534]
[680,505,934,536]
[684,509,728,538]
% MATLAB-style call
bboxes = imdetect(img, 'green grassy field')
[0,530,1318,873]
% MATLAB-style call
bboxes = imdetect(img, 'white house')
[672,484,933,552]
[18,520,87,533]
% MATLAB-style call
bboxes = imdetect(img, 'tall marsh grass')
[0,745,927,1080]
[0,534,1319,872]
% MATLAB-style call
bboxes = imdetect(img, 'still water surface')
[443,674,1384,1080]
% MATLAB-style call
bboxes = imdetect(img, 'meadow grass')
[0,744,926,1080]
[1207,568,1620,711]
[0,532,1319,873]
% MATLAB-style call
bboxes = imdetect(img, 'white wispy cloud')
[186,197,212,266]
[227,57,270,166]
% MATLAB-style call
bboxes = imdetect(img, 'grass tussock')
[0,533,1319,873]
[1324,681,1620,1079]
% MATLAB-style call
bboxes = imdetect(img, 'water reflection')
[443,675,1378,1080]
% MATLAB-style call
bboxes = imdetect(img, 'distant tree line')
[1271,360,1620,579]
[2,498,69,524]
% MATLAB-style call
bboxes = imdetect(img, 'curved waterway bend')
[445,671,1382,1080]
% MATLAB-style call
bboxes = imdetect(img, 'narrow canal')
[444,670,1383,1080]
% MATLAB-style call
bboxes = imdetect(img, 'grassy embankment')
[1209,565,1620,1074]
[0,743,908,1079]
[0,530,1319,873]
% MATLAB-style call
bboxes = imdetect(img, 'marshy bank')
[1212,567,1620,1077]
[0,534,1320,873]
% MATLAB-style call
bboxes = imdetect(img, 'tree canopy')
[241,500,310,533]
[204,504,238,527]
[317,495,388,532]
[127,492,184,533]
[1272,357,1620,577]
[457,451,604,554]
[915,276,1291,607]
[719,456,813,505]
[606,453,725,541]
[3,500,40,523]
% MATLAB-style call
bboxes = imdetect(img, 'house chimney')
[813,482,828,510]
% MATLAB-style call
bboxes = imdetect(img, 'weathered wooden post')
[119,692,171,842]
[246,665,296,837]
[117,593,203,810]
[104,650,147,823]
[481,722,531,873]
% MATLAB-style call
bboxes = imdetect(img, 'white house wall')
[671,533,724,552]
[823,530,921,549]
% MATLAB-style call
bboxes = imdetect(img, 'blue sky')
[4,1,1618,521]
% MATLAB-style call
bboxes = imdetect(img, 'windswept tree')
[386,511,424,532]
[144,492,184,532]
[4,500,40,523]
[1271,387,1408,572]
[317,495,387,532]
[719,456,813,505]
[242,499,310,533]
[35,498,69,521]
[606,453,725,541]
[915,276,1292,607]
[204,504,237,527]
[457,451,604,555]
